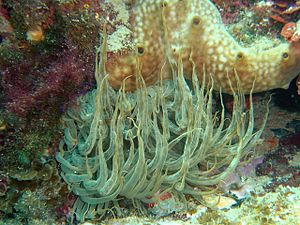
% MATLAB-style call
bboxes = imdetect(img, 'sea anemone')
[56,32,268,222]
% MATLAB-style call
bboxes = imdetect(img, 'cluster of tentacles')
[56,38,268,222]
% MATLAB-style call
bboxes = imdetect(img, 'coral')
[105,0,300,94]
[56,34,268,222]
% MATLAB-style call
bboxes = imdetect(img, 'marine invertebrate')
[26,25,45,42]
[56,30,268,221]
[269,0,300,24]
[106,0,300,93]
[281,20,300,43]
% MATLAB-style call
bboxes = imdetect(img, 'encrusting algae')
[55,0,300,223]
[106,0,300,93]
